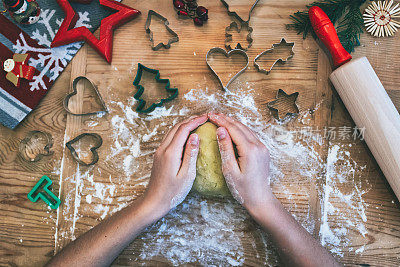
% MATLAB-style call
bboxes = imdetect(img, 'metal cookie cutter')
[225,21,253,51]
[220,0,260,25]
[28,175,61,210]
[63,76,108,116]
[254,38,295,75]
[66,133,103,166]
[19,131,54,162]
[206,47,249,91]
[267,89,299,120]
[145,10,179,51]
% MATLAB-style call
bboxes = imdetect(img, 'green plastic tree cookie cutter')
[133,63,178,113]
[27,175,61,209]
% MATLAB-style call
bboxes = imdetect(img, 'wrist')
[140,192,171,219]
[124,194,169,229]
[244,191,280,222]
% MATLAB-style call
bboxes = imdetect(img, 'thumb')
[178,133,199,180]
[217,127,240,176]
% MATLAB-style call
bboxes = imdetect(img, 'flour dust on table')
[53,78,371,264]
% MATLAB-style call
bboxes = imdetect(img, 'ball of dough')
[192,122,231,197]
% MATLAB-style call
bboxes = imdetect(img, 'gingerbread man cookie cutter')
[225,21,254,51]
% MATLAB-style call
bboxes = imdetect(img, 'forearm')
[246,195,341,267]
[47,195,167,267]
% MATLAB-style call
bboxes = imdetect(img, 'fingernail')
[217,127,226,140]
[190,134,199,145]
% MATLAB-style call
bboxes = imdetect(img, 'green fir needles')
[287,0,366,53]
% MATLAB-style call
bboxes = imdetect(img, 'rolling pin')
[309,6,400,200]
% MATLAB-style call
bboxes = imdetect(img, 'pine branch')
[286,0,366,53]
[337,2,364,52]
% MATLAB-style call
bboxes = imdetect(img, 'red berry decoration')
[173,0,184,9]
[193,17,203,26]
[172,0,208,26]
[196,6,208,21]
[177,10,189,16]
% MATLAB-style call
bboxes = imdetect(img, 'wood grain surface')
[1,0,400,266]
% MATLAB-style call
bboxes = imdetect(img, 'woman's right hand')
[208,113,274,211]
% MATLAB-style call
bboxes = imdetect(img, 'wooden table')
[1,0,400,266]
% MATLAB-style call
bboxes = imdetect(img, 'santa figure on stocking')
[2,53,36,87]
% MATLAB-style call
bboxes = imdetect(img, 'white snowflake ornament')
[363,0,400,37]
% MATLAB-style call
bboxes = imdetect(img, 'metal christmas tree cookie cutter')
[63,76,108,116]
[206,47,249,91]
[145,10,179,51]
[225,21,253,51]
[254,38,295,75]
[66,133,103,166]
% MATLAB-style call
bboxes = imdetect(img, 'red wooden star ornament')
[51,0,140,63]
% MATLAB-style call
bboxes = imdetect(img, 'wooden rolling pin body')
[330,57,400,200]
[309,6,400,200]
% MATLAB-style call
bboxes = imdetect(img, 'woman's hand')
[208,113,274,211]
[144,114,208,216]
[209,113,341,267]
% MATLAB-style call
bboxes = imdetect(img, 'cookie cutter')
[267,89,299,120]
[19,131,53,162]
[65,133,103,166]
[133,63,178,113]
[220,0,260,25]
[63,76,108,116]
[28,175,61,209]
[254,38,295,75]
[225,21,253,51]
[206,47,249,90]
[145,10,179,51]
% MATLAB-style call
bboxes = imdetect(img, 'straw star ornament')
[363,0,400,37]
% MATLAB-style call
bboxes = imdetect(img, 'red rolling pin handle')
[309,6,352,68]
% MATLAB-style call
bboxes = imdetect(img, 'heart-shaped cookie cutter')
[65,133,103,166]
[63,76,108,116]
[206,47,249,90]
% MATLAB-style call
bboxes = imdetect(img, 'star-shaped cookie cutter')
[225,21,253,51]
[254,38,295,75]
[133,63,179,113]
[206,47,249,91]
[267,89,299,120]
[145,10,179,51]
